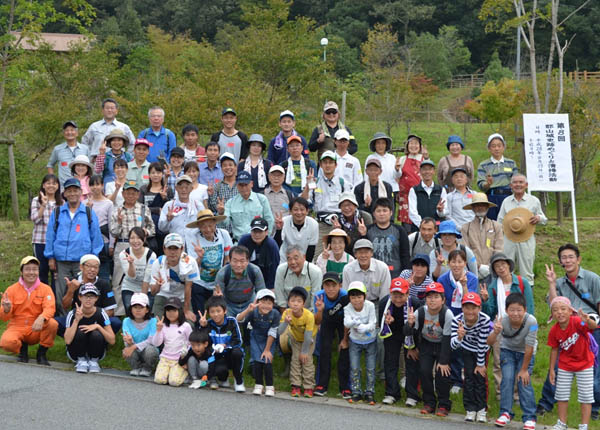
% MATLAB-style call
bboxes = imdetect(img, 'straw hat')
[323,228,350,246]
[463,192,497,210]
[502,207,535,243]
[186,209,226,228]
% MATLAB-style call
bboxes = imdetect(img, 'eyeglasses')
[325,110,338,115]
[82,264,100,270]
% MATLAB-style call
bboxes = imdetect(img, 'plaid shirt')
[30,197,57,244]
[167,168,184,194]
[109,202,155,240]
[208,181,238,216]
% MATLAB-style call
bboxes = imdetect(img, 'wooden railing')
[450,71,598,87]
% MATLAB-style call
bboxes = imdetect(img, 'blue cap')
[435,220,462,238]
[236,170,252,184]
[411,253,431,266]
[63,177,81,189]
[420,159,435,168]
[446,135,464,149]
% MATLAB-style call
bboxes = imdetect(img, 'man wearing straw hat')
[497,174,547,287]
[461,192,504,282]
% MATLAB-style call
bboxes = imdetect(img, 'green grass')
[2,220,600,428]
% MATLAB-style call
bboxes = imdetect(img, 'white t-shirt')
[279,215,319,261]
[185,228,233,290]
[119,247,156,293]
[150,253,200,299]
[105,181,124,207]
[334,152,362,191]
[184,147,197,162]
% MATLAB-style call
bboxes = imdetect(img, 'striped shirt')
[476,157,518,190]
[399,269,433,300]
[450,312,491,366]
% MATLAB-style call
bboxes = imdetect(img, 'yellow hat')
[20,256,40,270]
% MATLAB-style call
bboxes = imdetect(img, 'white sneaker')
[465,411,476,422]
[75,358,89,373]
[219,379,230,388]
[400,377,406,389]
[129,368,141,377]
[450,386,461,395]
[139,368,152,377]
[405,398,418,407]
[234,381,246,393]
[189,379,203,389]
[265,386,275,397]
[553,420,567,430]
[88,359,101,373]
[495,413,511,427]
[382,395,395,405]
[253,384,263,395]
[476,408,487,423]
[209,379,219,390]
[578,424,588,430]
[523,420,536,430]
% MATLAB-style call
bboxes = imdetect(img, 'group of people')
[0,99,598,430]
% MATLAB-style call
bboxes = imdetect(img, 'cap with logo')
[250,217,269,231]
[164,233,184,248]
[236,170,253,184]
[79,283,100,296]
[462,292,482,306]
[390,277,409,294]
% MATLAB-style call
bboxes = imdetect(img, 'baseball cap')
[63,177,81,189]
[79,283,100,296]
[425,282,445,295]
[236,170,252,184]
[221,107,237,116]
[365,158,382,169]
[80,254,100,266]
[63,120,78,129]
[334,129,350,141]
[134,138,152,148]
[256,289,276,301]
[269,165,285,175]
[176,175,193,185]
[219,152,236,163]
[411,253,430,267]
[390,277,409,294]
[322,272,341,284]
[450,166,468,177]
[347,281,367,295]
[323,101,339,112]
[123,182,140,191]
[279,110,295,120]
[353,238,373,252]
[20,256,40,270]
[462,292,482,306]
[164,297,183,310]
[250,217,269,231]
[420,159,435,168]
[164,233,184,248]
[130,292,149,307]
[170,147,185,158]
[320,150,337,162]
[287,135,302,145]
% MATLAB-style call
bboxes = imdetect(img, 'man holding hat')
[238,217,280,289]
[223,170,274,242]
[309,100,357,159]
[461,192,504,281]
[127,138,152,187]
[476,133,519,220]
[333,129,362,191]
[210,107,249,163]
[0,256,58,365]
[408,159,447,228]
[185,209,233,311]
[445,167,475,228]
[268,110,309,165]
[93,128,133,183]
[82,98,135,159]
[47,121,90,186]
[497,173,546,287]
[137,106,177,163]
[45,177,103,315]
[159,175,203,239]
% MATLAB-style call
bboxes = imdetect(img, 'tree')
[483,50,513,83]
[371,0,435,46]
[464,78,526,123]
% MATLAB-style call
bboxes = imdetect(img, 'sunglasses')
[325,110,338,115]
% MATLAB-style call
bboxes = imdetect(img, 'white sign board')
[522,114,574,191]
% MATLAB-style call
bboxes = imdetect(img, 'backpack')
[411,231,440,256]
[588,332,600,367]
[223,264,257,287]
[417,304,449,342]
[54,205,92,233]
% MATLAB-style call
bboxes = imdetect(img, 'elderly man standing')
[224,171,274,242]
[45,178,103,315]
[497,174,547,287]
[81,98,136,160]
[274,245,323,312]
[1,256,58,365]
[461,193,504,281]
[47,121,89,187]
[138,106,177,163]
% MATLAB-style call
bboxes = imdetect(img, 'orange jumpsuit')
[0,281,58,353]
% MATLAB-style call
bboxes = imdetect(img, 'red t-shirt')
[547,315,594,372]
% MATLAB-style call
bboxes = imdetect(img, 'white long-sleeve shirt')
[408,181,447,227]
[343,300,377,344]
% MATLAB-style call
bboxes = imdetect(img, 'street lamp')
[320,37,328,63]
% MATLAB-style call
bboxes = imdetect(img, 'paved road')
[0,361,471,430]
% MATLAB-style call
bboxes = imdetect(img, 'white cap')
[334,129,350,141]
[256,289,276,301]
[269,165,285,175]
[219,152,236,162]
[164,233,184,248]
[487,133,505,147]
[130,293,149,307]
[279,110,295,120]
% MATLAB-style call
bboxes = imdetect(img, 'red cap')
[425,282,445,295]
[390,277,409,294]
[462,292,481,306]
[134,138,153,147]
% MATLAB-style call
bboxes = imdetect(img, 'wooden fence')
[450,71,598,88]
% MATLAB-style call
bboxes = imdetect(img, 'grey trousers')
[187,356,209,380]
[125,345,160,371]
[56,261,82,316]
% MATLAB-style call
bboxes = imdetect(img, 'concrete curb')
[0,354,558,429]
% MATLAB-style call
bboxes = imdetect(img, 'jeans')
[349,340,376,395]
[500,349,536,422]
[537,328,600,414]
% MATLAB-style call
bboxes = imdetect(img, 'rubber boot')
[17,343,28,363]
[36,345,50,366]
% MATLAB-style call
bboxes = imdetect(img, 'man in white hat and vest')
[497,174,547,287]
